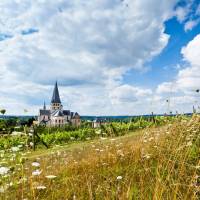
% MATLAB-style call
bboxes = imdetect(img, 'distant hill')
[0,113,193,121]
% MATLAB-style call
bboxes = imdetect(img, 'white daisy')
[32,169,42,176]
[32,162,40,167]
[45,175,57,179]
[0,167,9,175]
[117,176,123,180]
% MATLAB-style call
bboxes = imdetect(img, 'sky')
[0,0,200,116]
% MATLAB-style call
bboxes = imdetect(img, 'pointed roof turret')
[51,81,61,104]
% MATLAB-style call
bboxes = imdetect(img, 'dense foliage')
[0,115,189,150]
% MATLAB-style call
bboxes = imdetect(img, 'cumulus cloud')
[176,35,200,91]
[158,34,200,92]
[175,6,190,22]
[175,1,200,32]
[110,84,152,104]
[0,0,179,115]
[156,34,200,113]
[0,0,175,84]
[156,82,178,94]
[184,19,200,31]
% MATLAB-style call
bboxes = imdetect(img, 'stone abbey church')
[38,82,81,127]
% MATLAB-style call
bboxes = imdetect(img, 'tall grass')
[0,115,199,199]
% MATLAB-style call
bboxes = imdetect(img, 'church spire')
[43,101,46,110]
[51,81,61,104]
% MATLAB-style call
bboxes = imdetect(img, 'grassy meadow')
[0,115,199,199]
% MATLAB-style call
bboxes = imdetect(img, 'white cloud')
[175,1,200,32]
[156,82,178,94]
[184,19,200,31]
[175,6,190,22]
[195,4,200,16]
[110,84,152,104]
[0,0,179,115]
[156,34,200,113]
[181,34,200,66]
[158,34,200,92]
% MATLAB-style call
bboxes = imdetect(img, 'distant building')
[38,82,81,127]
[92,118,107,128]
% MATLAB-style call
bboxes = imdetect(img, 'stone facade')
[38,82,81,127]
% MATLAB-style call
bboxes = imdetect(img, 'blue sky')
[125,14,200,88]
[0,0,200,115]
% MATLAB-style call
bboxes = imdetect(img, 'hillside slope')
[1,116,200,200]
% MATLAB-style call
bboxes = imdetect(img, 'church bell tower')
[51,81,63,111]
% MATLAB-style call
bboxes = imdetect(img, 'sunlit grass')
[0,115,199,199]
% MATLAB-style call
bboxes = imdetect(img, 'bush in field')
[0,135,26,149]
[40,128,97,145]
[0,120,6,131]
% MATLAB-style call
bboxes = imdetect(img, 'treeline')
[0,115,190,150]
[0,117,35,133]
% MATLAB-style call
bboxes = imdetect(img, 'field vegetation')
[0,115,199,199]
[0,116,177,150]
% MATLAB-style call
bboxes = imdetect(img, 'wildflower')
[186,141,192,147]
[18,177,28,184]
[102,163,108,166]
[11,147,20,152]
[17,144,23,148]
[7,182,13,187]
[0,167,9,175]
[32,162,40,167]
[117,176,123,180]
[29,142,34,147]
[117,150,124,157]
[45,175,57,179]
[73,194,76,200]
[0,186,5,193]
[36,185,46,190]
[32,169,42,176]
[143,154,151,159]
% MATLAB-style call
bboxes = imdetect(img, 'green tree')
[0,109,6,115]
[0,109,6,119]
